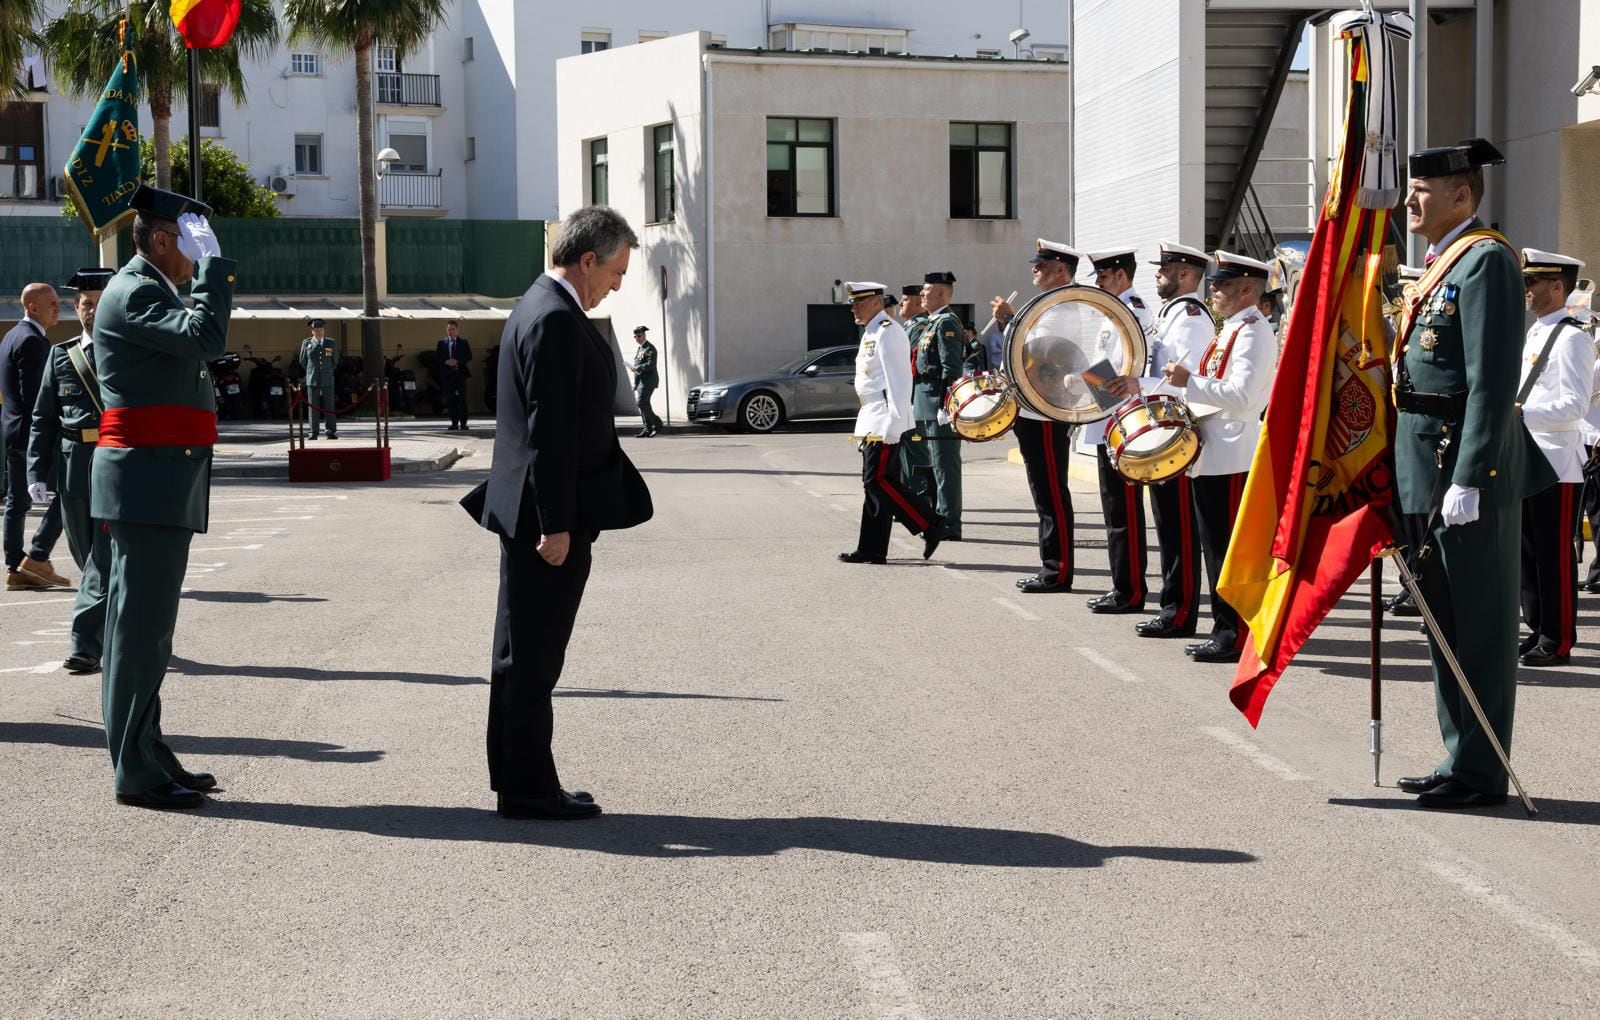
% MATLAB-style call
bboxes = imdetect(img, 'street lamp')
[376,146,399,180]
[1009,27,1030,59]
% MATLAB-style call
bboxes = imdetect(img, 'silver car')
[686,345,859,433]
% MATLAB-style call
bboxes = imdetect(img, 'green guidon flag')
[64,17,142,240]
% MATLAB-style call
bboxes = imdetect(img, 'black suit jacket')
[0,320,47,449]
[463,274,651,540]
[435,336,473,381]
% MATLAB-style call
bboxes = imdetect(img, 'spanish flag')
[170,0,241,49]
[1217,10,1413,727]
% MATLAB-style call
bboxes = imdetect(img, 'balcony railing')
[379,169,443,210]
[375,72,441,107]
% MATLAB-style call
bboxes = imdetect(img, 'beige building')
[556,32,1072,416]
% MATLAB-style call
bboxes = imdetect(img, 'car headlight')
[700,387,729,398]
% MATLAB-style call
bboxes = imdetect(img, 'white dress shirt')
[1184,305,1277,476]
[1520,308,1597,483]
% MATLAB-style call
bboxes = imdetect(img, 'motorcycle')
[210,352,245,420]
[414,349,446,418]
[334,354,366,414]
[386,344,418,415]
[241,345,289,419]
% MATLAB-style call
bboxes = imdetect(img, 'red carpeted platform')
[288,446,392,482]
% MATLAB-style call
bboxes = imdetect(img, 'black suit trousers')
[487,532,594,797]
[1192,472,1247,646]
[1013,417,1074,586]
[1149,473,1200,632]
[1519,481,1580,655]
[1096,444,1147,604]
[857,440,936,558]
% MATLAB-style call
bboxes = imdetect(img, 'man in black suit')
[435,320,472,431]
[464,206,652,821]
[2,282,69,590]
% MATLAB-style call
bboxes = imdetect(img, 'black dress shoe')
[565,789,595,803]
[922,532,941,560]
[1086,592,1118,610]
[116,782,205,809]
[1518,634,1539,656]
[62,653,100,674]
[497,791,602,820]
[172,769,217,791]
[1415,780,1508,810]
[940,531,963,542]
[1520,647,1570,668]
[1187,639,1243,663]
[1584,579,1600,594]
[1389,599,1421,618]
[1396,772,1448,794]
[838,551,886,564]
[1018,576,1070,594]
[1090,598,1144,615]
[1136,619,1195,639]
[635,429,651,438]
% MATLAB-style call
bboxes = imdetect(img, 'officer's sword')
[1386,550,1538,817]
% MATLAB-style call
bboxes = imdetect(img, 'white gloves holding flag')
[26,482,48,504]
[1441,484,1480,527]
[176,212,222,262]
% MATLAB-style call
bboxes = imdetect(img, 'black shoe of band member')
[635,429,651,438]
[115,782,206,809]
[1086,592,1118,610]
[1415,780,1508,810]
[1187,639,1242,663]
[923,532,941,560]
[1018,576,1070,594]
[1389,599,1421,618]
[1135,619,1195,639]
[1090,598,1144,615]
[62,653,100,674]
[838,551,887,564]
[1520,646,1570,668]
[1396,772,1448,794]
[497,791,603,820]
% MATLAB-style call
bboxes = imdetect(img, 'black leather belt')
[61,426,100,443]
[1395,389,1466,420]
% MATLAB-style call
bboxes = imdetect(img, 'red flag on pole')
[170,0,241,49]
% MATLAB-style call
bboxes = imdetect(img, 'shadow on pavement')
[0,721,383,764]
[169,656,481,686]
[1328,796,1600,826]
[202,802,1260,867]
[183,591,330,605]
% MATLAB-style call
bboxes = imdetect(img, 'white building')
[556,33,1073,414]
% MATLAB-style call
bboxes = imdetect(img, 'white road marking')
[192,544,264,553]
[0,661,61,674]
[1074,646,1144,684]
[807,490,824,498]
[992,597,1040,622]
[187,562,228,569]
[14,640,68,646]
[1201,725,1308,782]
[211,516,315,524]
[277,506,323,512]
[30,628,70,637]
[839,932,926,1020]
[830,503,852,514]
[0,598,74,610]
[1425,860,1600,973]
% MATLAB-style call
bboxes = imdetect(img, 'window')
[0,103,45,200]
[638,31,666,43]
[375,46,398,73]
[387,129,428,172]
[294,133,323,175]
[580,31,610,54]
[949,122,1013,219]
[289,52,321,75]
[463,37,474,61]
[198,83,221,129]
[810,348,856,372]
[465,136,476,162]
[651,123,674,222]
[766,117,833,217]
[588,137,608,205]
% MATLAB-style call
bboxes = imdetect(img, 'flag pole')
[1390,553,1538,816]
[187,46,203,202]
[1369,557,1383,786]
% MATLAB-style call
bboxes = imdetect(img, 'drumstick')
[982,291,1020,336]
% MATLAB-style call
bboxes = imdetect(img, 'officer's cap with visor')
[1521,248,1585,280]
[1030,239,1082,272]
[844,281,889,302]
[1148,241,1209,269]
[1207,250,1272,282]
[1087,250,1137,277]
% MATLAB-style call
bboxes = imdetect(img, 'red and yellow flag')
[170,0,241,49]
[1217,12,1413,726]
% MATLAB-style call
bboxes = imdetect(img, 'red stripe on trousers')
[1125,480,1145,601]
[1173,475,1194,629]
[877,444,929,532]
[1043,424,1071,584]
[1559,484,1576,655]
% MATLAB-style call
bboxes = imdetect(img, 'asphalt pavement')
[3,423,1599,1018]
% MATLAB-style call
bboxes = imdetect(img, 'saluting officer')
[1081,249,1155,614]
[1162,251,1277,663]
[992,239,1084,593]
[839,282,942,564]
[917,271,965,539]
[1137,242,1215,639]
[26,268,114,673]
[94,184,237,810]
[1392,140,1554,810]
[297,318,338,440]
[1515,248,1595,667]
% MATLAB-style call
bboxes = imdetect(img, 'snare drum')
[945,371,1019,442]
[1105,393,1201,484]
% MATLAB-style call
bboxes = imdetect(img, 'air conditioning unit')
[268,167,297,197]
[49,174,67,200]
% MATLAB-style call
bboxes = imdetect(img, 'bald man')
[2,283,68,590]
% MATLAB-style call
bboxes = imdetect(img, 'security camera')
[1009,28,1031,44]
[1573,65,1600,97]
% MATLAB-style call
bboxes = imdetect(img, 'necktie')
[1424,251,1437,267]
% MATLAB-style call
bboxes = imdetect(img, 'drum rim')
[1002,284,1149,425]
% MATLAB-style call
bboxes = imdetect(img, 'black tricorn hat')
[130,183,213,221]
[308,317,327,328]
[633,325,649,335]
[901,284,922,296]
[1408,137,1505,178]
[65,267,115,292]
[923,271,957,286]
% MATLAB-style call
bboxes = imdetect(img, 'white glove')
[176,212,222,261]
[1441,484,1480,527]
[26,482,47,504]
[936,409,952,427]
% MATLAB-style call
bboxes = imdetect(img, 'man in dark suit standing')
[465,206,652,821]
[2,282,69,590]
[435,320,472,431]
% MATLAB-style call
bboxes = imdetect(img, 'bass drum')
[1002,285,1148,424]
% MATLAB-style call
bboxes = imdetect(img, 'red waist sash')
[97,405,219,448]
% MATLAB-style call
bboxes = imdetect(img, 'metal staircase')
[1205,9,1313,252]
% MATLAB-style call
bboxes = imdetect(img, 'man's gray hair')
[550,205,639,267]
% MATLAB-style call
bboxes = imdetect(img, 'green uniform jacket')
[1395,233,1555,512]
[631,340,659,389]
[912,308,963,421]
[26,337,102,493]
[90,255,237,533]
[298,335,339,388]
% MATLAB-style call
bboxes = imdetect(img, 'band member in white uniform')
[1080,249,1155,615]
[1162,251,1277,663]
[839,282,942,564]
[1515,248,1595,667]
[991,239,1085,593]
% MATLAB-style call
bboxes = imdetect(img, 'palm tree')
[40,0,278,188]
[1,0,44,100]
[283,0,448,384]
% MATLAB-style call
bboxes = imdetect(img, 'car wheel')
[739,391,784,433]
